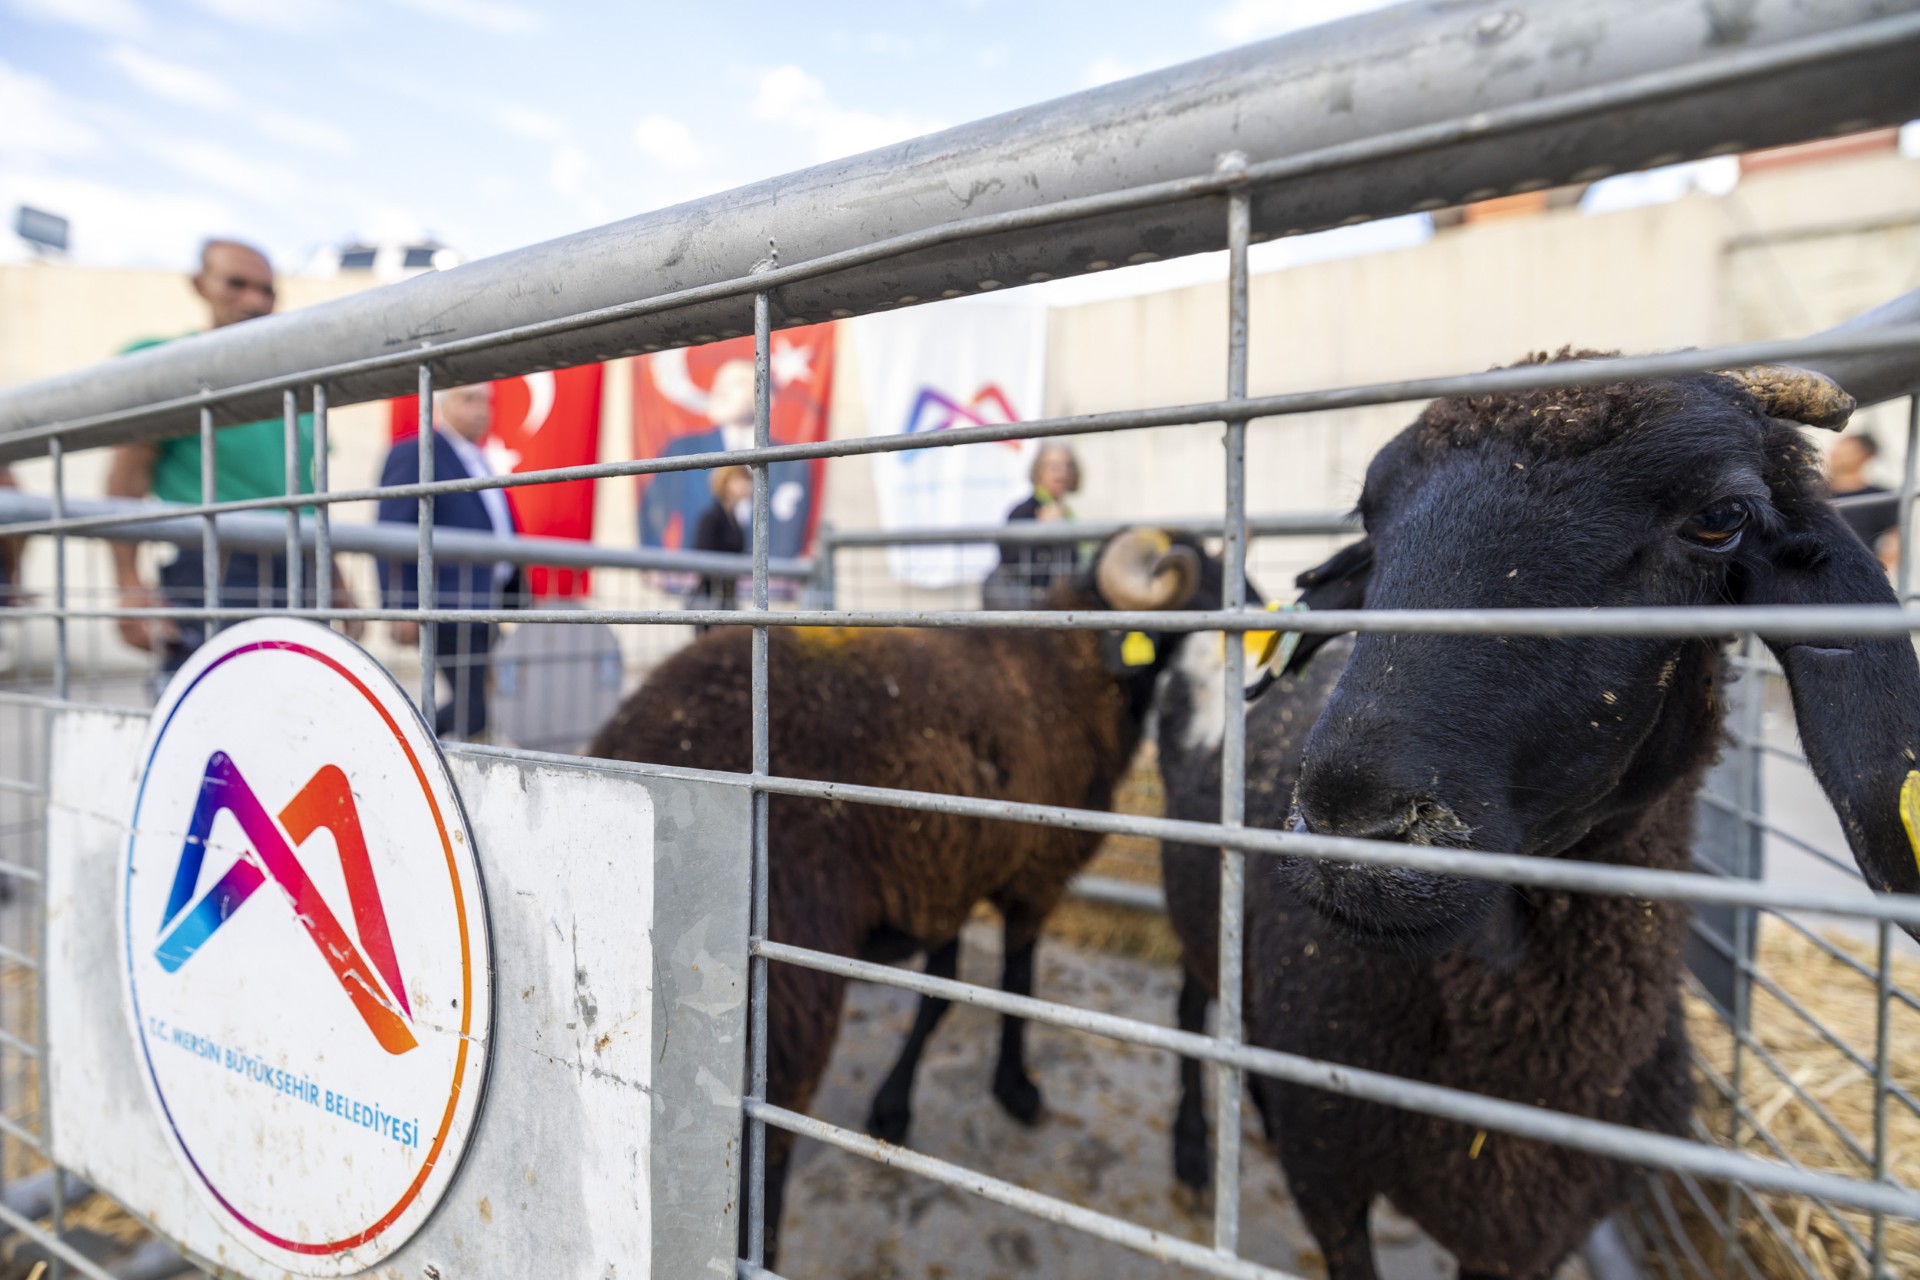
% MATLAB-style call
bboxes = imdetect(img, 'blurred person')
[986,444,1084,608]
[107,239,357,672]
[376,383,521,740]
[637,358,813,559]
[1828,432,1896,549]
[687,465,752,632]
[0,468,25,606]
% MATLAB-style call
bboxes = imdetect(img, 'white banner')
[854,300,1047,588]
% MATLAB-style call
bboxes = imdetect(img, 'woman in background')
[689,465,753,632]
[986,444,1084,608]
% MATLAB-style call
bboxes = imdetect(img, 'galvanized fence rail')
[0,2,1918,1278]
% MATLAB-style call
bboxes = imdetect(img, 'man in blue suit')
[377,384,520,740]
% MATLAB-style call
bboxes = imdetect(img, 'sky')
[0,0,1398,276]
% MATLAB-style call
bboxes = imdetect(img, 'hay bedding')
[1667,921,1920,1280]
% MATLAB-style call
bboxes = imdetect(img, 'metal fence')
[2,1,1920,1278]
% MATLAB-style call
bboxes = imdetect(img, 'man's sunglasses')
[218,276,276,298]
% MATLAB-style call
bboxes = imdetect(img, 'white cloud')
[1206,0,1390,44]
[0,60,100,160]
[152,136,306,200]
[105,44,234,110]
[633,113,701,170]
[548,142,590,197]
[390,0,542,35]
[1082,56,1143,88]
[185,0,350,31]
[0,169,233,268]
[751,65,941,163]
[492,102,566,141]
[7,0,147,37]
[256,109,354,156]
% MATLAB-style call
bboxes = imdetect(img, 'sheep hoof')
[865,1098,912,1146]
[993,1071,1043,1126]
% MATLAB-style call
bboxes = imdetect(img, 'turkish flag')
[387,365,605,598]
[632,323,834,559]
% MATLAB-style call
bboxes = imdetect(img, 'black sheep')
[589,527,1226,1267]
[1159,359,1920,1279]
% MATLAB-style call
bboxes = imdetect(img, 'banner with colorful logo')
[386,366,604,598]
[630,323,835,560]
[852,301,1046,588]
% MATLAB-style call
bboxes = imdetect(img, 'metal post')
[1722,630,1766,1275]
[49,438,66,703]
[814,523,838,610]
[417,367,436,731]
[314,384,331,614]
[1213,158,1251,1258]
[43,436,65,1278]
[1871,918,1893,1278]
[200,403,219,632]
[1900,395,1919,603]
[283,390,302,612]
[744,282,775,1268]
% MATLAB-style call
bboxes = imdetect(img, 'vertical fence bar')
[283,390,302,613]
[1901,395,1919,604]
[200,403,220,634]
[49,438,67,703]
[1721,629,1767,1276]
[744,283,775,1268]
[43,436,66,1279]
[417,367,436,732]
[1871,918,1893,1277]
[1213,160,1252,1258]
[314,384,331,614]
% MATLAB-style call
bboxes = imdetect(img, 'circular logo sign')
[121,619,492,1274]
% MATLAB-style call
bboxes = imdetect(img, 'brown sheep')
[587,527,1227,1266]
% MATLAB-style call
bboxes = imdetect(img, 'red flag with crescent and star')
[631,323,834,560]
[387,365,605,598]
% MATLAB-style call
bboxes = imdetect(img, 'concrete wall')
[2,146,1916,675]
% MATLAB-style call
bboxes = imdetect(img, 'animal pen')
[0,1,1916,1277]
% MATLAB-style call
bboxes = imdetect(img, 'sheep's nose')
[1290,802,1412,846]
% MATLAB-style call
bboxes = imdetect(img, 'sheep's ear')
[1275,538,1372,676]
[1743,469,1920,932]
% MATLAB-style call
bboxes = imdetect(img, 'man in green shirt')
[105,239,357,672]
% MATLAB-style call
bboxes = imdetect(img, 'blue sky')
[0,0,1394,273]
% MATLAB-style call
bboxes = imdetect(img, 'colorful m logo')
[156,752,417,1055]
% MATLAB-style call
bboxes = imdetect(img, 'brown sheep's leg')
[864,938,961,1145]
[1172,970,1212,1190]
[991,905,1045,1126]
[1287,1177,1379,1280]
[757,953,847,1268]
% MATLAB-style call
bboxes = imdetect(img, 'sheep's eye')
[1680,502,1749,550]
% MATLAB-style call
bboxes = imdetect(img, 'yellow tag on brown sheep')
[1121,631,1157,666]
[1900,771,1920,876]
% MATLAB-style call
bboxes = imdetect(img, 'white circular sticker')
[121,619,492,1274]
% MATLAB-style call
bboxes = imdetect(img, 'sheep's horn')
[1096,528,1201,611]
[1720,364,1856,431]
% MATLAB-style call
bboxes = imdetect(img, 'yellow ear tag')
[1121,631,1157,667]
[1900,770,1920,876]
[1247,601,1309,673]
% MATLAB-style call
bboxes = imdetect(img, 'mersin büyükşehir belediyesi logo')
[122,620,489,1274]
[153,751,416,1055]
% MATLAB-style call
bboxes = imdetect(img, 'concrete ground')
[777,922,1590,1280]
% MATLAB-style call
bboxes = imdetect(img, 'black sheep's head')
[1278,355,1920,953]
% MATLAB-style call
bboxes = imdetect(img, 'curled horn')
[1095,528,1202,611]
[1720,365,1856,431]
